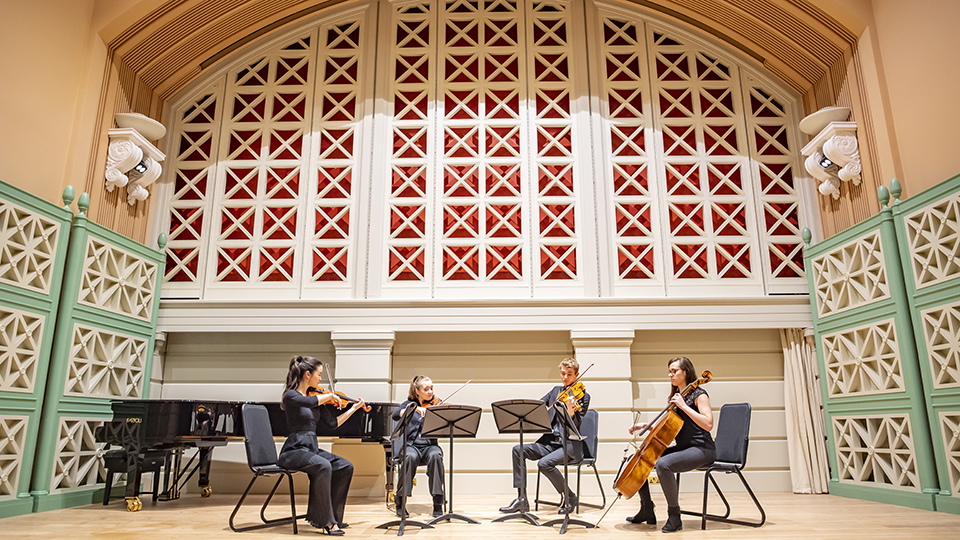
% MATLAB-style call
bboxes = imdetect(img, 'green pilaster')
[889,173,960,515]
[0,181,75,519]
[29,193,167,513]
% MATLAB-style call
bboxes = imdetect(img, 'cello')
[596,370,712,524]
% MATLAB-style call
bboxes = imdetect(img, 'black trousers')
[397,443,444,497]
[278,445,353,528]
[511,440,579,497]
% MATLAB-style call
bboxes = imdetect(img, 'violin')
[557,381,586,412]
[314,362,372,412]
[417,379,473,411]
[306,386,371,412]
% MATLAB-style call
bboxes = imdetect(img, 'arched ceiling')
[102,0,859,119]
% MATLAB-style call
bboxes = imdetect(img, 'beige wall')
[870,0,960,194]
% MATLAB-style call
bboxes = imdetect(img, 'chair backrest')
[242,403,280,470]
[579,409,599,462]
[713,403,751,466]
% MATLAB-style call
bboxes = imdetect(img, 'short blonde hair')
[559,357,579,373]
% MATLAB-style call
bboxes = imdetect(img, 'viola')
[610,370,712,502]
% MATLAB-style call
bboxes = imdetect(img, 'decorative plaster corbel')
[104,121,166,206]
[799,107,861,200]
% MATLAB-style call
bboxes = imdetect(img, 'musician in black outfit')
[278,356,366,536]
[625,356,715,533]
[500,357,590,515]
[392,375,446,517]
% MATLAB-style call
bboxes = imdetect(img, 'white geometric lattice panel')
[941,411,960,497]
[78,237,158,321]
[64,324,146,399]
[0,415,28,497]
[51,417,107,491]
[0,306,44,393]
[0,199,62,295]
[822,318,904,397]
[905,191,960,290]
[833,414,919,490]
[921,300,960,389]
[811,230,890,318]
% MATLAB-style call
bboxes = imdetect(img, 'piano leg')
[124,450,143,512]
[383,441,395,505]
[198,446,214,497]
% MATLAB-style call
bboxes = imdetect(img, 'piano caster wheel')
[201,486,212,498]
[388,491,395,503]
[126,497,142,512]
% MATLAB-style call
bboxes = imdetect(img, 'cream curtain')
[780,328,830,493]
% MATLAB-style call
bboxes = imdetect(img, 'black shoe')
[395,506,409,518]
[558,494,579,514]
[662,506,682,533]
[337,523,349,529]
[499,497,529,513]
[323,527,345,536]
[432,506,443,518]
[626,503,656,524]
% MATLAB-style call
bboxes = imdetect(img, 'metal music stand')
[540,403,596,534]
[420,404,482,526]
[491,399,552,527]
[377,403,434,536]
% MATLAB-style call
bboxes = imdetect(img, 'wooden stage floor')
[3,492,959,539]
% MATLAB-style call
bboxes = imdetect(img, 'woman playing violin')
[392,375,446,517]
[500,357,589,515]
[626,356,715,533]
[278,356,366,536]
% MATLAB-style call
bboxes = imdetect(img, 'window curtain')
[780,328,830,493]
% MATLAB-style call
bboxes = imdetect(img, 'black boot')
[626,500,656,524]
[432,494,444,517]
[662,506,682,533]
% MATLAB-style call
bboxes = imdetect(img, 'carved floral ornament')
[799,107,862,200]
[104,113,166,205]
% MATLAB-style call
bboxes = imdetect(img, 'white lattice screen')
[920,300,960,389]
[904,191,960,290]
[64,324,147,399]
[78,237,158,321]
[0,415,28,497]
[0,306,45,393]
[832,414,920,490]
[0,199,62,295]
[822,318,904,397]
[810,230,890,318]
[50,417,107,492]
[158,0,808,299]
[941,411,960,497]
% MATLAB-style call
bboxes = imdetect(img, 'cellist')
[626,356,714,533]
[500,357,590,515]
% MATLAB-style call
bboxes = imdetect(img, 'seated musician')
[626,356,715,533]
[392,375,446,518]
[278,355,366,536]
[500,357,590,515]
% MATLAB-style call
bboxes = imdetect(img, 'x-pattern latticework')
[64,324,146,399]
[0,199,61,294]
[833,415,919,490]
[0,415,28,497]
[388,2,434,283]
[921,301,960,388]
[905,192,960,289]
[78,237,158,321]
[822,319,904,397]
[811,231,890,318]
[51,418,107,491]
[650,31,757,283]
[939,412,960,496]
[0,306,44,393]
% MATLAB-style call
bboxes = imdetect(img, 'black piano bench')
[102,448,167,505]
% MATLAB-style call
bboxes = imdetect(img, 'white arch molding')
[151,0,817,308]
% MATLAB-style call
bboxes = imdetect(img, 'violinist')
[625,356,714,533]
[391,375,446,518]
[500,357,590,515]
[278,356,366,536]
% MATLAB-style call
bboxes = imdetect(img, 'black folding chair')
[229,403,303,533]
[535,409,605,512]
[680,402,766,529]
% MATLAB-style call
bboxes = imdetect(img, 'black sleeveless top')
[673,387,715,450]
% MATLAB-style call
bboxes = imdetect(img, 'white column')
[330,331,396,402]
[150,331,166,398]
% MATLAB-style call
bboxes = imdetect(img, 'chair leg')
[573,463,605,510]
[535,469,540,511]
[592,464,606,509]
[287,473,299,534]
[735,468,766,527]
[231,474,305,533]
[103,472,113,505]
[679,468,764,529]
[229,475,260,532]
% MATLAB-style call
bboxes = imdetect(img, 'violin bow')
[436,378,473,404]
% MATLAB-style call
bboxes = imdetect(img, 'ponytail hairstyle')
[407,375,432,402]
[668,356,697,402]
[284,355,323,399]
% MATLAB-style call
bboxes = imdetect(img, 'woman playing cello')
[278,355,366,535]
[626,356,714,533]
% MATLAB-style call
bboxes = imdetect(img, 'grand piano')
[96,399,399,511]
